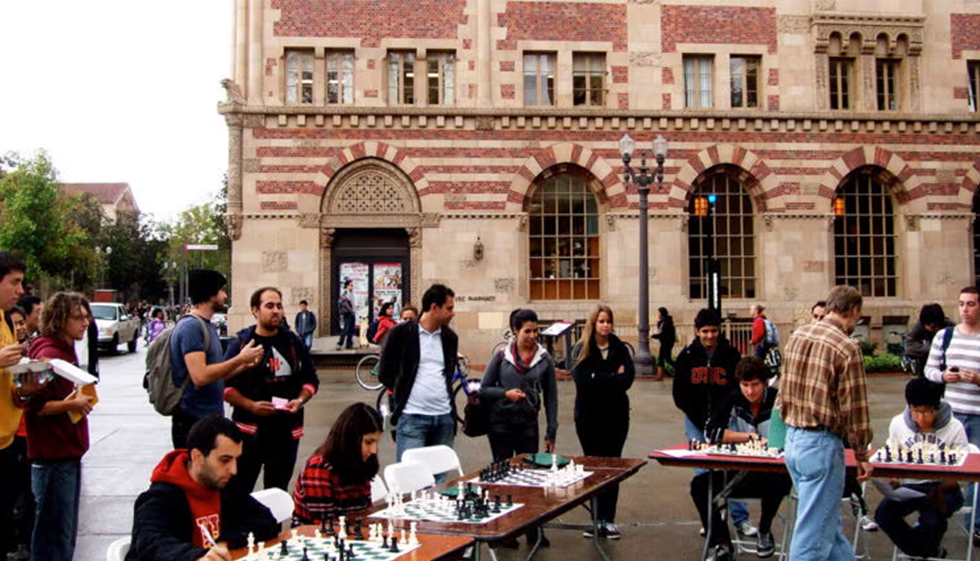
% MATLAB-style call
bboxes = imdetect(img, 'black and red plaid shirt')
[291,453,372,526]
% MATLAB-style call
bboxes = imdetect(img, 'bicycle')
[355,353,383,390]
[490,329,514,357]
[374,354,481,435]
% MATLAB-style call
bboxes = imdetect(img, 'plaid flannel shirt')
[292,453,372,526]
[778,316,872,461]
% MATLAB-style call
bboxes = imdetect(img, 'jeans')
[31,460,81,561]
[954,412,980,530]
[302,333,313,350]
[227,426,300,495]
[395,413,455,483]
[875,481,963,558]
[690,471,793,547]
[338,313,356,349]
[785,427,853,561]
[684,416,749,526]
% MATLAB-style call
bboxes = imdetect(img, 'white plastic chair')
[383,461,436,496]
[106,536,131,561]
[251,487,295,523]
[401,445,464,479]
[371,474,389,503]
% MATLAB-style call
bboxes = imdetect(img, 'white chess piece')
[290,529,298,544]
[338,516,347,540]
[246,532,255,559]
[551,453,558,472]
[409,521,419,545]
[400,529,406,544]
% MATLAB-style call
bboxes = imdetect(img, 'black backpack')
[366,319,380,343]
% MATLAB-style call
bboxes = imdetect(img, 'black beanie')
[906,377,943,408]
[188,269,227,304]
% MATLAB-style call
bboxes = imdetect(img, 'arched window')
[833,170,897,297]
[974,187,980,288]
[528,172,601,300]
[688,168,756,300]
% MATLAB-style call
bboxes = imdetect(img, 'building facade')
[220,0,980,354]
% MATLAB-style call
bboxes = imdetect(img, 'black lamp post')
[619,133,669,377]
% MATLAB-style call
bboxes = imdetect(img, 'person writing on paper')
[874,377,968,559]
[22,292,94,561]
[292,403,383,526]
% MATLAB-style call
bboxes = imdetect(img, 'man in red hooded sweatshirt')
[126,415,279,561]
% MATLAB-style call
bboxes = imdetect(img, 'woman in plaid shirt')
[292,403,383,525]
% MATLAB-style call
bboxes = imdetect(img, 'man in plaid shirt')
[779,285,873,561]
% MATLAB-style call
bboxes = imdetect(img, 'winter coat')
[480,343,559,443]
[672,336,741,431]
[569,333,634,425]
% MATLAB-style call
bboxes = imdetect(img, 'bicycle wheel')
[452,377,483,425]
[355,354,383,390]
[376,387,394,435]
[623,341,635,358]
[490,341,508,357]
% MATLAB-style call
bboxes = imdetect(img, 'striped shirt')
[778,316,872,460]
[924,327,980,415]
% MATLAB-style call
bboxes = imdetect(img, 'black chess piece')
[347,544,355,559]
[354,519,364,540]
[302,546,310,561]
[389,536,400,553]
[280,540,290,556]
[382,534,389,549]
[885,446,892,462]
[917,449,924,464]
[326,515,336,537]
[941,450,947,464]
[506,494,513,507]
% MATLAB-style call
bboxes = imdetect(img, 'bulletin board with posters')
[330,229,411,335]
[372,263,403,319]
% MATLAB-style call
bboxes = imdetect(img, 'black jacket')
[125,481,279,561]
[377,319,459,426]
[705,386,779,445]
[652,316,677,350]
[570,333,635,425]
[672,336,741,432]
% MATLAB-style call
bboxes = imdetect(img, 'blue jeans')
[684,416,749,526]
[875,481,963,558]
[395,413,455,483]
[32,460,81,561]
[785,427,852,561]
[338,313,355,348]
[302,333,313,350]
[953,412,980,530]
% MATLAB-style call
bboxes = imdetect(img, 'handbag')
[462,351,501,437]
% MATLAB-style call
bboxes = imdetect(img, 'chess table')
[650,443,980,560]
[230,525,474,561]
[366,456,647,561]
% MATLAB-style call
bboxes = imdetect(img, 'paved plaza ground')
[75,346,956,561]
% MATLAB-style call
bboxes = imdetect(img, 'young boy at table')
[874,377,967,559]
[292,403,383,526]
[690,357,793,560]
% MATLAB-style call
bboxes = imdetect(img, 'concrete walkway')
[77,347,942,561]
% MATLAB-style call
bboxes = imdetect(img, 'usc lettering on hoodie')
[672,335,742,432]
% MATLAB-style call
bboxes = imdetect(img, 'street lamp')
[619,133,669,377]
[95,246,112,288]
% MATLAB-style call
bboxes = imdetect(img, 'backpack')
[462,352,500,437]
[143,314,210,416]
[366,319,380,343]
[938,326,955,373]
[763,318,780,346]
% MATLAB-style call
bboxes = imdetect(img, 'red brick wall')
[951,14,980,59]
[611,66,628,84]
[662,6,777,54]
[271,0,467,40]
[496,2,628,51]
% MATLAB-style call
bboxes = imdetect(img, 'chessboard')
[470,459,593,488]
[369,492,523,524]
[871,441,968,467]
[688,439,783,458]
[248,533,421,561]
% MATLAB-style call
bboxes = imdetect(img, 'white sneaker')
[736,522,759,537]
[859,516,879,532]
[700,526,706,537]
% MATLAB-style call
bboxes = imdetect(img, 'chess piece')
[354,519,364,540]
[409,521,419,546]
[507,494,513,507]
[400,529,406,545]
[302,546,310,561]
[326,515,336,537]
[338,516,348,540]
[280,540,290,556]
[389,536,400,553]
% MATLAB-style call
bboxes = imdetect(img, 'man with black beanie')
[169,270,264,449]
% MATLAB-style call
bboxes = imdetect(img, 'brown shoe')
[654,367,665,381]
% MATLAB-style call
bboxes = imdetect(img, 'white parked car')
[90,303,140,353]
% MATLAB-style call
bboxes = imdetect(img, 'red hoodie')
[25,336,89,461]
[151,449,223,550]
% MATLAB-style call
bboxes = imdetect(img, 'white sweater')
[924,327,980,415]
[888,402,968,483]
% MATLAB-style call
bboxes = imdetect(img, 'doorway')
[331,229,410,334]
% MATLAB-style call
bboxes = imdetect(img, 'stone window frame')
[968,60,980,112]
[284,48,315,105]
[828,56,854,110]
[525,165,606,302]
[325,50,355,105]
[730,55,761,109]
[687,167,758,301]
[683,54,714,109]
[812,14,923,113]
[833,168,899,298]
[523,52,556,107]
[875,57,901,111]
[572,52,606,107]
[425,51,456,106]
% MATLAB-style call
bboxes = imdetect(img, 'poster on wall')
[372,263,403,319]
[339,262,370,321]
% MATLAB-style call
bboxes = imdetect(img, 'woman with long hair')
[570,304,634,540]
[292,403,383,525]
[371,302,397,345]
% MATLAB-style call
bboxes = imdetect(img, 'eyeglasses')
[70,313,91,322]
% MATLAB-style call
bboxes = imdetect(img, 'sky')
[0,1,234,223]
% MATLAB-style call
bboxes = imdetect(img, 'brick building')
[219,0,980,354]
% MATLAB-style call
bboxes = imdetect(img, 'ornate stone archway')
[317,158,430,334]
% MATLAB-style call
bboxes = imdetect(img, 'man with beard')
[222,287,319,495]
[170,270,264,449]
[126,415,279,561]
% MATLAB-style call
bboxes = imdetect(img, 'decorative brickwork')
[951,14,980,59]
[612,66,628,84]
[501,84,515,99]
[768,68,779,86]
[662,67,674,85]
[618,93,629,109]
[767,95,779,111]
[500,61,515,72]
[364,89,378,98]
[271,0,467,39]
[265,58,277,76]
[260,201,298,210]
[496,2,628,51]
[662,6,777,54]
[954,87,969,100]
[662,93,671,110]
[366,59,375,70]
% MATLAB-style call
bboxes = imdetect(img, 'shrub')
[864,353,902,373]
[860,341,877,357]
[886,342,903,356]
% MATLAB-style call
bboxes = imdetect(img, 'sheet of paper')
[659,449,705,458]
[870,479,927,502]
[272,396,291,411]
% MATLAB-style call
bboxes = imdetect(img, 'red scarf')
[150,450,222,548]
